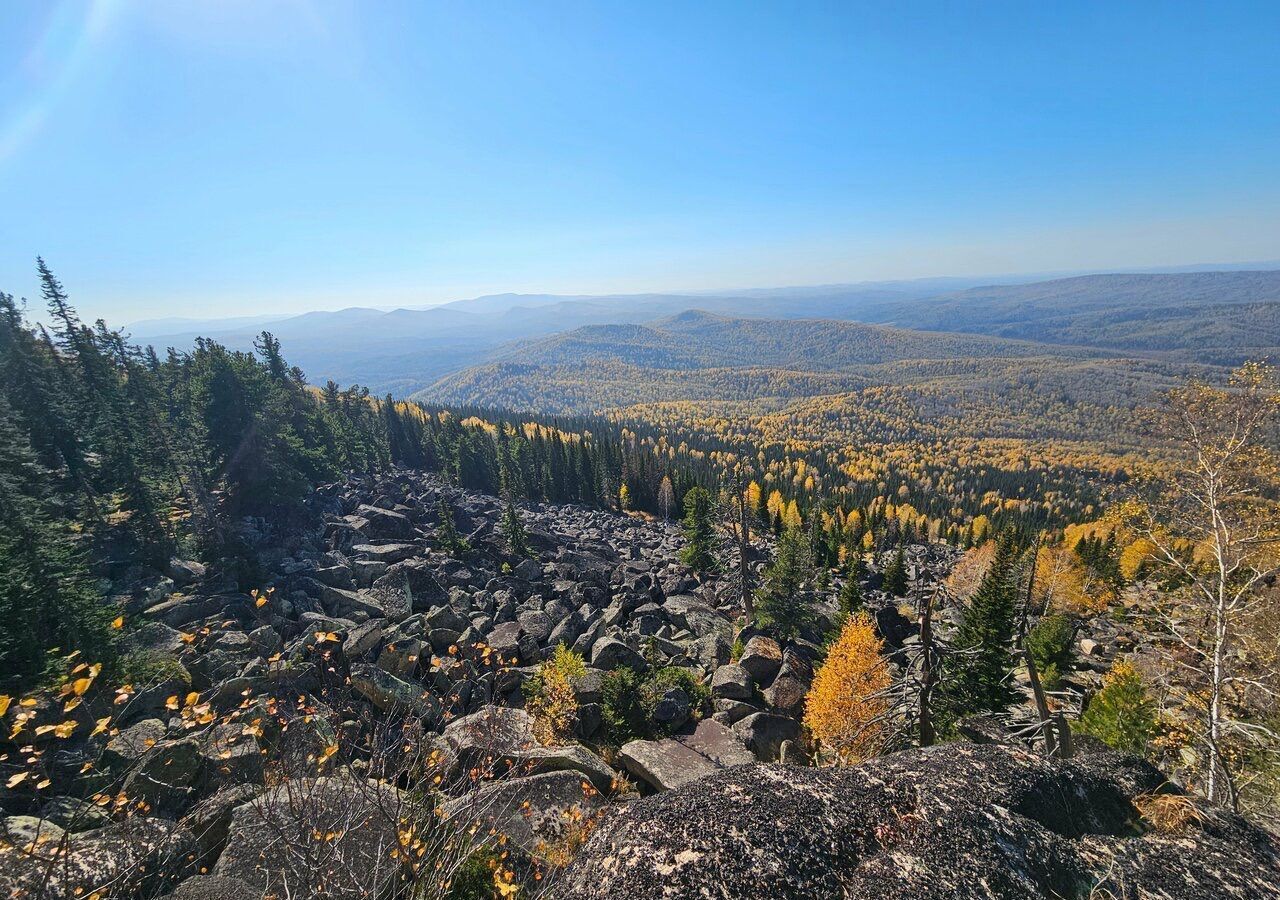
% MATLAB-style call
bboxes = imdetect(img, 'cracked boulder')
[550,743,1280,900]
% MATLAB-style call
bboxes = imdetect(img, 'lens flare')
[0,0,116,165]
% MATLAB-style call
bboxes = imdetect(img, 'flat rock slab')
[619,720,754,791]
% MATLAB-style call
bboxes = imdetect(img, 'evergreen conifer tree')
[679,486,716,571]
[0,396,113,686]
[882,544,909,596]
[500,493,529,556]
[756,524,816,641]
[1078,661,1157,756]
[937,531,1020,728]
[838,556,864,616]
[436,497,468,556]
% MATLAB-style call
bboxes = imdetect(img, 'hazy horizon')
[3,2,1279,323]
[101,258,1278,333]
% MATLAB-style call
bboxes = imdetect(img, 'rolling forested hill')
[127,269,1280,395]
[851,271,1280,363]
[417,310,1201,417]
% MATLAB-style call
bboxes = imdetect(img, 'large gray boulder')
[163,875,262,900]
[737,636,783,685]
[591,637,648,671]
[442,770,607,854]
[213,776,402,899]
[619,720,754,792]
[0,817,194,900]
[511,744,619,794]
[551,743,1280,900]
[732,712,801,762]
[710,663,754,700]
[354,504,416,540]
[443,705,538,776]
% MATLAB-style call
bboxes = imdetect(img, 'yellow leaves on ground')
[31,719,78,739]
[804,612,891,765]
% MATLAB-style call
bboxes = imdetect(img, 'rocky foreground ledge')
[550,742,1280,900]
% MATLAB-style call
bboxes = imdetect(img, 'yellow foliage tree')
[1119,537,1157,582]
[946,541,994,598]
[783,500,802,530]
[1032,544,1104,615]
[527,645,585,746]
[803,613,891,764]
[767,489,785,520]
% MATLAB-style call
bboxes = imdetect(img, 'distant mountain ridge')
[123,269,1280,395]
[851,270,1280,363]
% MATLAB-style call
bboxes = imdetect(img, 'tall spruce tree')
[756,524,817,641]
[937,531,1020,728]
[0,396,113,686]
[882,544,909,596]
[436,497,467,556]
[500,494,529,556]
[838,555,864,616]
[679,486,716,572]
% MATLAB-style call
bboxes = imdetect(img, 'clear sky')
[1,1,1278,324]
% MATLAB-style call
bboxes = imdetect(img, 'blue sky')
[1,1,1278,323]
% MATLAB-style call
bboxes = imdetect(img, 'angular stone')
[354,504,416,540]
[368,569,414,621]
[511,744,619,793]
[351,542,419,564]
[442,770,606,854]
[733,712,801,762]
[738,636,783,685]
[0,817,194,900]
[164,876,262,900]
[214,776,402,899]
[591,637,648,672]
[619,720,754,791]
[711,664,754,700]
[443,705,537,770]
[763,675,808,714]
[349,663,435,717]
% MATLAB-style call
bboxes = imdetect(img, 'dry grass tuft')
[1134,790,1202,833]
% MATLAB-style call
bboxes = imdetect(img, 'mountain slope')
[415,311,1200,418]
[854,271,1280,363]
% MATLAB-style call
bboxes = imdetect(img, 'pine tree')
[500,493,529,556]
[436,497,468,556]
[937,531,1020,728]
[1078,661,1157,756]
[838,556,864,616]
[882,544,908,597]
[679,486,716,572]
[756,524,816,641]
[0,396,113,687]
